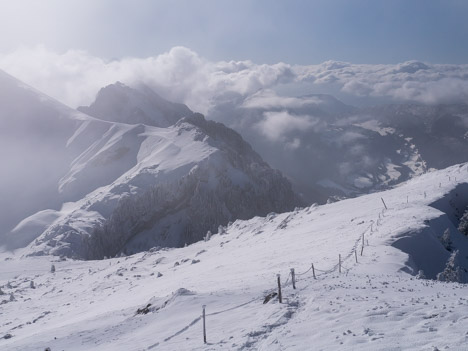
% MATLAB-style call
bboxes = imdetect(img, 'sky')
[0,0,468,111]
[1,0,468,64]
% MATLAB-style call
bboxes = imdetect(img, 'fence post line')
[312,263,316,279]
[355,249,358,263]
[291,268,296,289]
[202,305,207,344]
[277,274,282,303]
[339,254,342,274]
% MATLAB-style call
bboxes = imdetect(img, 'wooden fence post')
[277,274,282,303]
[355,249,358,263]
[291,268,296,289]
[312,263,316,279]
[202,305,207,344]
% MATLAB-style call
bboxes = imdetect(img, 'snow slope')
[1,163,467,350]
[0,70,299,258]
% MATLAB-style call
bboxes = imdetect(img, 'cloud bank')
[1,46,468,115]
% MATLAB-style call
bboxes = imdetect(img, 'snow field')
[1,163,468,350]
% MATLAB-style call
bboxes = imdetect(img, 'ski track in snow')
[1,163,468,350]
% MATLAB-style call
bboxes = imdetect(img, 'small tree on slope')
[437,250,466,283]
[440,228,452,251]
[459,208,468,236]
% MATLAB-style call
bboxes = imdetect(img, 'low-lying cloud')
[0,46,295,114]
[1,46,468,115]
[296,60,468,105]
[255,110,317,144]
[242,89,321,109]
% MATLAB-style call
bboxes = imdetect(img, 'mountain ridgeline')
[0,74,300,259]
[77,82,193,127]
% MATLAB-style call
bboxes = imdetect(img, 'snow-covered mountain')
[1,163,467,350]
[0,71,300,259]
[208,93,468,203]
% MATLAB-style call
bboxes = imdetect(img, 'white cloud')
[0,46,295,114]
[1,47,468,116]
[242,89,321,109]
[295,60,468,104]
[254,111,317,143]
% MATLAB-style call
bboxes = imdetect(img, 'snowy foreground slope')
[1,164,468,350]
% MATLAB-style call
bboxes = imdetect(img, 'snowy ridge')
[0,70,299,258]
[77,82,192,127]
[24,113,299,259]
[1,163,468,350]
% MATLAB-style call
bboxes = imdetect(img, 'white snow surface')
[1,163,468,350]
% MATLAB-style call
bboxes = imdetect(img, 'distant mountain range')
[0,72,299,259]
[208,93,468,202]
